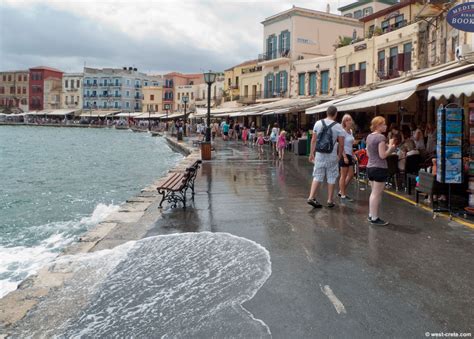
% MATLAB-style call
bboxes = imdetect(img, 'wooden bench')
[156,160,202,208]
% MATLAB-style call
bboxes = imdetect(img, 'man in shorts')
[307,105,345,208]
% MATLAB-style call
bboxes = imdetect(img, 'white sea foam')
[12,232,273,338]
[0,203,120,299]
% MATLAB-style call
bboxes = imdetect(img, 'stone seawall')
[0,135,200,334]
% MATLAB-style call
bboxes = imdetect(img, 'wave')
[0,203,120,299]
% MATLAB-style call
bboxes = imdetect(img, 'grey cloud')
[0,3,247,73]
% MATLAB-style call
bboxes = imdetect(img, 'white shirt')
[342,129,354,155]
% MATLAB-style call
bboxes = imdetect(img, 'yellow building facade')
[224,60,258,101]
[142,86,163,112]
[238,65,263,105]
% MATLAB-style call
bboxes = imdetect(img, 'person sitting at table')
[388,123,401,141]
[397,138,420,171]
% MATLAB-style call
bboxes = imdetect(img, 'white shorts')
[312,158,339,184]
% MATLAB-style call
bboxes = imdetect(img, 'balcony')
[237,92,262,104]
[258,49,291,66]
[134,84,142,88]
[109,83,122,87]
[241,66,262,74]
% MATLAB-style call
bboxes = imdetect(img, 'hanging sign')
[447,2,474,32]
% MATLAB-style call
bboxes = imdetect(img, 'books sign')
[447,2,474,32]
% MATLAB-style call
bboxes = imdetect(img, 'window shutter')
[397,53,405,71]
[267,37,271,58]
[279,34,283,54]
[286,31,291,52]
[264,74,268,98]
[276,72,281,93]
[360,69,366,86]
[282,71,288,93]
[273,74,277,96]
[273,36,277,59]
[342,73,350,88]
[354,70,361,86]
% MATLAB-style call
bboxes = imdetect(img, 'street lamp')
[182,95,189,136]
[203,70,217,142]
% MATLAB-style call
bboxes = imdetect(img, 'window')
[403,43,412,71]
[389,47,398,76]
[344,13,353,18]
[339,66,346,89]
[321,71,329,95]
[298,73,305,96]
[77,80,80,88]
[382,20,390,33]
[10,86,14,94]
[77,96,79,103]
[115,102,119,108]
[18,75,22,81]
[126,91,130,97]
[65,80,68,88]
[395,15,405,29]
[264,73,274,98]
[104,79,108,86]
[280,71,287,93]
[309,72,317,96]
[7,75,11,81]
[2,75,6,81]
[93,79,97,85]
[126,80,130,86]
[236,76,239,87]
[24,75,27,81]
[354,10,362,19]
[369,25,375,38]
[65,96,69,104]
[126,102,130,108]
[150,94,155,101]
[363,7,373,17]
[17,87,21,94]
[0,87,3,94]
[279,30,291,56]
[115,79,119,86]
[191,92,194,100]
[359,62,366,86]
[267,35,277,59]
[178,93,181,100]
[228,78,231,86]
[378,50,385,76]
[71,80,75,89]
[348,64,356,87]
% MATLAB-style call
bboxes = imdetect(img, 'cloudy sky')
[0,0,354,74]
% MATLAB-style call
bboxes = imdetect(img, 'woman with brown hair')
[366,116,396,226]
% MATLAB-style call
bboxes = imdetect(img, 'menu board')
[436,106,463,184]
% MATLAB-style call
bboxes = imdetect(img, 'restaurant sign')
[447,2,474,32]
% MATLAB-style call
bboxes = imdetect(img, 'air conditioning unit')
[455,44,472,60]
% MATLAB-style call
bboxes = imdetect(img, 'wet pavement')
[4,138,473,337]
[147,140,474,338]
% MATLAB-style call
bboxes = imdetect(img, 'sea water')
[0,126,182,297]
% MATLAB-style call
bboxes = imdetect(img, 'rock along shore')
[0,134,200,335]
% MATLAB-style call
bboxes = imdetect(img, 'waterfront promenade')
[1,137,473,337]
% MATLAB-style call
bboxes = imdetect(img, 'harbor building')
[0,70,29,112]
[60,73,83,110]
[29,66,63,111]
[83,67,146,112]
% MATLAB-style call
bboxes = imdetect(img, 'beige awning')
[36,109,78,116]
[306,96,353,115]
[333,64,473,112]
[80,110,120,117]
[428,74,474,100]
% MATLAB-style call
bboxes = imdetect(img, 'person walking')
[249,122,256,146]
[277,130,287,160]
[338,114,355,202]
[256,130,265,154]
[367,116,396,226]
[242,126,249,145]
[222,120,229,141]
[307,105,345,208]
[270,123,280,155]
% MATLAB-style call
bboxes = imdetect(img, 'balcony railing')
[237,92,262,103]
[241,66,262,74]
[258,49,291,62]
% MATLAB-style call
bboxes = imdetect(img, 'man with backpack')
[307,105,345,208]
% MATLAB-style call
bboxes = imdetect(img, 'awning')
[36,109,78,116]
[137,113,167,119]
[428,74,474,100]
[306,96,353,114]
[334,64,473,112]
[80,110,120,117]
[115,112,144,118]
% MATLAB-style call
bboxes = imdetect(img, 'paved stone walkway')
[148,140,474,338]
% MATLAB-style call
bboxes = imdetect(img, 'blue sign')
[447,2,474,32]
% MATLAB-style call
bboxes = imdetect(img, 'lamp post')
[148,107,151,131]
[182,95,189,137]
[203,70,216,142]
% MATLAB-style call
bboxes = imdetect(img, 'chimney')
[326,3,330,13]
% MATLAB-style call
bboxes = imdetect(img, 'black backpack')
[316,120,337,154]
